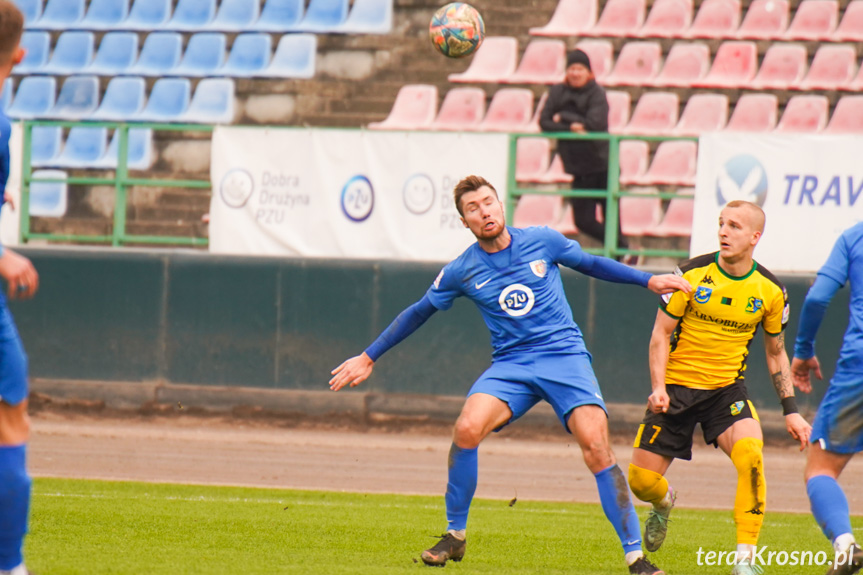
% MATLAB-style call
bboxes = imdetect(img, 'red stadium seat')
[672,93,728,136]
[575,39,614,82]
[824,96,863,134]
[784,0,838,41]
[368,84,437,130]
[431,87,486,131]
[606,90,631,133]
[618,140,650,187]
[506,39,566,85]
[635,140,697,186]
[651,42,710,87]
[725,94,778,132]
[530,0,598,37]
[693,41,757,88]
[448,36,518,84]
[833,0,863,42]
[603,41,662,86]
[620,189,663,236]
[774,95,828,134]
[639,0,693,38]
[623,91,679,136]
[515,138,553,182]
[582,0,646,37]
[686,0,741,38]
[736,0,789,39]
[537,153,574,184]
[646,194,694,237]
[477,88,535,132]
[792,44,857,91]
[513,194,562,228]
[750,43,807,90]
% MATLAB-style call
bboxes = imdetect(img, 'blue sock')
[595,464,642,554]
[444,443,478,532]
[0,444,31,570]
[808,475,852,543]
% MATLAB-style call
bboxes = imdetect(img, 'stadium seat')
[527,92,547,133]
[645,194,694,236]
[123,0,171,30]
[725,94,778,132]
[41,31,94,75]
[636,140,697,186]
[639,0,693,38]
[29,126,62,167]
[14,31,50,75]
[685,0,740,38]
[833,0,863,42]
[844,63,863,92]
[0,79,11,114]
[29,170,67,218]
[90,76,146,121]
[6,76,55,120]
[221,33,272,77]
[583,0,646,37]
[774,95,828,134]
[515,138,552,182]
[783,0,838,41]
[95,128,153,170]
[477,88,535,132]
[650,41,710,87]
[166,0,216,30]
[261,33,316,79]
[622,91,679,136]
[606,90,631,133]
[335,0,393,34]
[127,32,182,76]
[736,0,789,39]
[603,41,661,86]
[672,93,728,135]
[617,140,649,186]
[750,43,807,90]
[368,84,438,130]
[693,40,757,88]
[169,33,226,77]
[448,36,518,84]
[80,0,129,29]
[49,75,99,120]
[297,0,349,32]
[34,0,84,29]
[537,153,574,184]
[253,0,304,32]
[87,32,138,76]
[513,194,567,229]
[52,127,108,168]
[792,44,857,91]
[505,39,566,85]
[135,78,191,122]
[182,78,235,124]
[620,190,662,236]
[14,0,43,24]
[824,96,863,134]
[206,0,260,31]
[574,39,613,82]
[431,87,486,131]
[530,0,598,36]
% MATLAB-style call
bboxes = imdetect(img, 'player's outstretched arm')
[647,274,691,295]
[0,248,38,299]
[764,332,812,450]
[647,310,677,414]
[330,353,374,391]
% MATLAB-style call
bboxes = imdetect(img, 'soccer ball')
[429,3,485,59]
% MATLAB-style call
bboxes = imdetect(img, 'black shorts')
[633,381,758,460]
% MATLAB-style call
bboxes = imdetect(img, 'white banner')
[0,123,21,247]
[692,133,863,272]
[209,128,509,261]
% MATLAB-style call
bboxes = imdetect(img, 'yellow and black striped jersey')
[659,252,789,390]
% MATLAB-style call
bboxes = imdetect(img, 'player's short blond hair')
[0,1,24,60]
[724,200,765,233]
[453,175,498,217]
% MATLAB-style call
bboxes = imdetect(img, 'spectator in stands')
[540,49,630,258]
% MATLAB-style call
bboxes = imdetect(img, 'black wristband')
[781,396,799,416]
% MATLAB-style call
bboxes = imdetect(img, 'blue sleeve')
[793,273,844,360]
[0,116,10,197]
[543,226,651,286]
[364,295,438,362]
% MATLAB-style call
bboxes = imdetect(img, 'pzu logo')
[499,284,535,317]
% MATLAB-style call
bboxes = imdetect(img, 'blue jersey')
[426,226,591,359]
[0,113,10,198]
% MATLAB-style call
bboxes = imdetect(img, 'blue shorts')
[0,305,28,406]
[467,351,606,433]
[811,379,863,454]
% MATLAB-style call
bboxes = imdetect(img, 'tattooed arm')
[764,331,812,450]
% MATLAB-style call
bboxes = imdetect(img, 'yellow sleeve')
[762,285,789,335]
[659,279,692,319]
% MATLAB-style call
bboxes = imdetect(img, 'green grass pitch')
[28,478,860,574]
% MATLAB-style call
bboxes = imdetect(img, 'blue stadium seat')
[29,126,63,167]
[262,34,316,78]
[254,0,303,31]
[335,0,392,34]
[53,127,108,168]
[95,128,153,170]
[90,76,146,121]
[0,79,11,114]
[34,0,84,29]
[87,32,138,75]
[183,78,234,124]
[80,0,129,29]
[135,78,191,122]
[207,0,260,31]
[13,0,43,25]
[50,75,100,120]
[297,0,348,31]
[123,0,171,30]
[14,31,50,75]
[6,76,55,119]
[41,31,94,75]
[126,32,182,76]
[221,33,271,77]
[166,0,216,30]
[29,170,67,218]
[170,33,226,77]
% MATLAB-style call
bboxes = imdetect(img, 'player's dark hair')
[0,1,24,59]
[453,175,497,216]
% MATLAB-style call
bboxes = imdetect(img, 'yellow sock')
[628,463,669,505]
[730,437,766,545]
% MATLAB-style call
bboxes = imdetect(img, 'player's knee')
[730,437,764,475]
[452,416,485,449]
[580,439,614,471]
[628,463,669,503]
[0,402,30,445]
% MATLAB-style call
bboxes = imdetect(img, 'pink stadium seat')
[693,41,757,88]
[506,39,566,85]
[844,63,863,92]
[646,194,694,237]
[606,90,631,134]
[774,95,828,134]
[686,0,741,38]
[784,0,838,41]
[530,0,598,37]
[448,37,518,84]
[477,88,535,132]
[634,140,697,186]
[603,41,662,86]
[527,92,548,133]
[575,39,614,82]
[750,43,807,90]
[736,0,789,39]
[623,92,679,136]
[620,190,663,236]
[515,138,552,182]
[639,0,693,38]
[824,96,863,134]
[513,194,561,228]
[792,44,857,91]
[554,202,579,235]
[431,87,486,131]
[537,153,574,184]
[582,0,646,37]
[725,94,778,132]
[368,84,437,130]
[833,0,863,42]
[618,140,650,186]
[650,42,710,87]
[672,93,728,136]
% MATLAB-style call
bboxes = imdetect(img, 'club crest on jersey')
[694,286,712,303]
[529,259,547,278]
[730,401,745,416]
[745,297,763,314]
[499,284,535,317]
